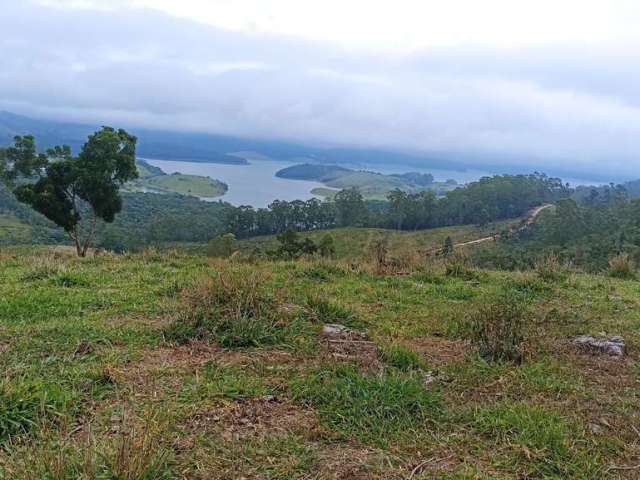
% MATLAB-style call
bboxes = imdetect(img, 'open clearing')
[0,245,638,479]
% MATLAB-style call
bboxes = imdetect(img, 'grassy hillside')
[0,247,638,478]
[125,161,228,198]
[235,221,515,259]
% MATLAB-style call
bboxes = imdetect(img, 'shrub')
[607,253,636,279]
[465,296,527,363]
[206,233,238,258]
[290,365,441,447]
[380,344,427,371]
[165,270,292,348]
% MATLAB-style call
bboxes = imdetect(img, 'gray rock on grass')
[572,335,625,356]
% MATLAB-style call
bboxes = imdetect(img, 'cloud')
[1,1,640,180]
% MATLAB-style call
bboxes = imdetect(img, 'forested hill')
[276,163,456,199]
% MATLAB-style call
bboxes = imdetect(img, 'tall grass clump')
[290,365,441,447]
[535,254,567,282]
[305,295,357,325]
[444,252,477,280]
[607,253,636,279]
[465,296,528,363]
[380,343,427,371]
[165,269,293,348]
[0,381,65,444]
[0,409,174,480]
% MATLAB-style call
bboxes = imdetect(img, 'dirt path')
[453,203,552,249]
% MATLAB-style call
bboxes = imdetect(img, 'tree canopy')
[1,128,137,256]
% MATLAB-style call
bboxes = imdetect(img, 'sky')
[2,0,640,180]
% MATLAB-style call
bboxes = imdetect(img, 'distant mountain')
[0,111,247,165]
[0,111,469,171]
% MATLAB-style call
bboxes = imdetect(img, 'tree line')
[224,173,570,238]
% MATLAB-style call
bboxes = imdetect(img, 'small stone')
[588,423,604,435]
[572,335,625,356]
[322,324,352,336]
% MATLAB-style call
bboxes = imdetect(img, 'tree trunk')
[81,211,97,257]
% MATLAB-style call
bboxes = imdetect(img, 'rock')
[321,324,368,340]
[572,335,625,356]
[588,423,604,435]
[322,324,352,336]
[423,370,451,386]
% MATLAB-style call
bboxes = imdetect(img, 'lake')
[145,158,601,207]
[144,158,325,207]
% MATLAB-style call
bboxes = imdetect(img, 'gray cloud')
[1,1,640,180]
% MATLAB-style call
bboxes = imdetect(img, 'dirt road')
[453,203,553,249]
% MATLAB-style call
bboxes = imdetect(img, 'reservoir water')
[144,159,325,208]
[145,158,600,207]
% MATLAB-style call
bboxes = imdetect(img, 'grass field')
[0,214,35,244]
[235,219,517,259]
[0,245,638,478]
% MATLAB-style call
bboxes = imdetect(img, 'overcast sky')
[2,0,640,179]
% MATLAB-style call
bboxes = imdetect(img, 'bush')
[607,253,636,279]
[206,233,237,258]
[165,270,292,348]
[465,296,527,363]
[290,365,441,447]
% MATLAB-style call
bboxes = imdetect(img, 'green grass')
[0,245,637,478]
[236,220,516,260]
[290,364,442,447]
[125,164,227,198]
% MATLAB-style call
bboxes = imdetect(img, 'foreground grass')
[0,247,638,478]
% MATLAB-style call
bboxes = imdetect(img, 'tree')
[1,128,138,256]
[334,188,368,227]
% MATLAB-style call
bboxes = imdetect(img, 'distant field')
[142,174,227,197]
[0,214,32,243]
[126,160,228,198]
[235,219,516,259]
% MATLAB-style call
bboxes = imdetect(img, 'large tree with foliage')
[0,128,138,256]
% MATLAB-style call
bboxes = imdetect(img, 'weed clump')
[444,253,477,280]
[380,343,427,371]
[535,254,567,282]
[0,382,64,444]
[305,295,356,325]
[166,269,294,348]
[607,253,636,279]
[465,296,528,363]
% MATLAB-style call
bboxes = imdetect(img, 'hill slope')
[0,248,637,477]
